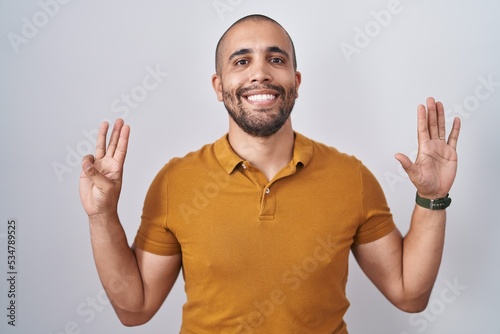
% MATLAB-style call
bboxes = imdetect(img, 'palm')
[396,98,461,199]
[79,119,130,218]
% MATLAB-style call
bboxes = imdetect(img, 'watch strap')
[415,192,451,210]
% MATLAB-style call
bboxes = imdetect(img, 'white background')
[1,0,499,333]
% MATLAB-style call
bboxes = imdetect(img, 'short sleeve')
[353,162,396,245]
[134,164,182,255]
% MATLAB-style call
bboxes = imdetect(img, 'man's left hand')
[395,97,461,199]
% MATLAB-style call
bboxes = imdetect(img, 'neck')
[228,118,294,181]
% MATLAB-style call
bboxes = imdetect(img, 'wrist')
[415,192,451,210]
[88,211,119,225]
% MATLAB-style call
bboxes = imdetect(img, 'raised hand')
[79,119,130,218]
[395,97,461,199]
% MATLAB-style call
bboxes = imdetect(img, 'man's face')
[212,20,301,137]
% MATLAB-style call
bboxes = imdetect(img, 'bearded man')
[79,14,461,333]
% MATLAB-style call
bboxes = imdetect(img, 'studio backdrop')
[1,1,499,333]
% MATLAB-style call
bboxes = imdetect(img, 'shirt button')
[241,163,247,169]
[265,188,270,194]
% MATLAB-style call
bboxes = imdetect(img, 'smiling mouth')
[246,94,277,102]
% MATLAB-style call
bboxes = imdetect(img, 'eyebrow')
[228,46,290,62]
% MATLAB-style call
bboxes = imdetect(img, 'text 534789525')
[6,219,17,326]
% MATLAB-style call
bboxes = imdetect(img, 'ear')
[212,74,224,102]
[294,71,302,98]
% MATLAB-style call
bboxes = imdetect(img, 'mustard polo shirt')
[134,132,395,333]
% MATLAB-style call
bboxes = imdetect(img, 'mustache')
[236,83,286,97]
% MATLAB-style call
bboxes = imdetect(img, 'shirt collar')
[292,132,313,167]
[214,132,314,174]
[214,134,243,174]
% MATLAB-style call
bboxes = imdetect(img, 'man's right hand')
[78,119,181,326]
[79,118,130,219]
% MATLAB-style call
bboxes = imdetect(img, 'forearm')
[401,205,446,307]
[88,213,146,316]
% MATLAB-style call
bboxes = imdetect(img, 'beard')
[222,83,297,137]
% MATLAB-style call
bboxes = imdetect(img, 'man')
[79,14,461,333]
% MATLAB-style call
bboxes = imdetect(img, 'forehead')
[221,20,292,57]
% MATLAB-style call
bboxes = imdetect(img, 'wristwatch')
[415,192,451,210]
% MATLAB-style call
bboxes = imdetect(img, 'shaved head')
[215,14,297,75]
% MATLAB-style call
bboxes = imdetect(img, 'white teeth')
[247,94,276,102]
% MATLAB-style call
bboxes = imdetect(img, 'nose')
[250,58,272,84]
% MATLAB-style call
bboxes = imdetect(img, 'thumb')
[394,153,413,173]
[81,155,111,191]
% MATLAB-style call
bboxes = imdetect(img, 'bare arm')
[79,119,181,325]
[353,97,461,312]
[352,208,445,312]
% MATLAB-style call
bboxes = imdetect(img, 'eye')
[235,59,249,66]
[270,57,284,64]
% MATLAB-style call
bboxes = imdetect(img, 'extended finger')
[436,101,446,140]
[113,124,130,164]
[394,153,420,182]
[447,117,461,150]
[106,119,125,158]
[417,103,430,143]
[426,97,440,140]
[95,122,109,159]
[394,153,412,170]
